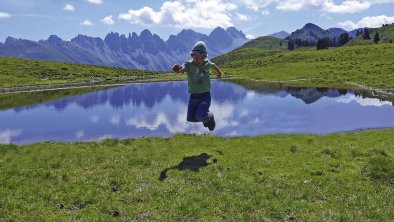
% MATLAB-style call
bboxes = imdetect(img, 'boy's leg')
[194,92,212,124]
[187,94,199,122]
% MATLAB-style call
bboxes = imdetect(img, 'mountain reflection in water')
[0,80,393,144]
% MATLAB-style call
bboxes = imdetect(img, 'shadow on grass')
[159,153,216,181]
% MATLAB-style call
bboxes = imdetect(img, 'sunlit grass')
[213,43,394,90]
[1,130,393,221]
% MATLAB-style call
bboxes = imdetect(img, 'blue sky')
[0,0,394,42]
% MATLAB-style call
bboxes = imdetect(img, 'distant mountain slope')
[269,31,289,39]
[348,28,364,38]
[326,28,347,38]
[0,27,249,71]
[212,36,287,66]
[239,36,288,50]
[286,23,353,42]
[287,23,331,42]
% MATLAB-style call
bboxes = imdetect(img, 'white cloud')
[110,115,120,125]
[81,19,94,26]
[64,4,75,12]
[262,9,270,15]
[367,0,394,3]
[235,0,272,10]
[338,15,394,29]
[113,0,394,29]
[118,0,237,29]
[246,33,256,39]
[337,94,392,106]
[90,115,100,123]
[125,111,205,134]
[240,110,249,117]
[0,12,11,19]
[98,134,113,140]
[75,131,85,139]
[86,0,102,4]
[209,102,237,130]
[276,0,371,14]
[239,0,394,13]
[236,12,249,21]
[324,1,371,13]
[124,101,237,133]
[0,129,21,144]
[101,15,115,25]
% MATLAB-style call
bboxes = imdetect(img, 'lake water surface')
[0,80,393,144]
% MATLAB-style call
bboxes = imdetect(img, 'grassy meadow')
[0,86,115,110]
[212,43,394,90]
[0,57,180,90]
[1,131,394,221]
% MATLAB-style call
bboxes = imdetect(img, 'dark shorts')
[187,91,212,123]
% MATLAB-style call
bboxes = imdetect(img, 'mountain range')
[286,23,347,42]
[0,23,390,71]
[0,27,249,71]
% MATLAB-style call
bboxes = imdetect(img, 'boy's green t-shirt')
[183,59,215,94]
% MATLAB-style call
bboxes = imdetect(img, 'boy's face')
[192,54,204,65]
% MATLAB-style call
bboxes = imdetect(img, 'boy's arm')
[212,64,222,79]
[172,64,185,74]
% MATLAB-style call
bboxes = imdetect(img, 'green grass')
[1,130,393,221]
[213,43,394,90]
[0,86,115,110]
[238,36,288,50]
[0,57,172,88]
[347,24,394,46]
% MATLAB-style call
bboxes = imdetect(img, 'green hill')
[212,36,288,66]
[347,24,394,46]
[0,86,112,110]
[213,43,394,90]
[239,36,288,50]
[0,57,169,89]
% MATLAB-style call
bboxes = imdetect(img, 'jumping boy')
[172,41,222,131]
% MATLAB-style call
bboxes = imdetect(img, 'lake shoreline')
[0,76,184,94]
[1,76,394,98]
[5,128,394,146]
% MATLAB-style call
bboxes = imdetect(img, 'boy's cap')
[190,41,208,57]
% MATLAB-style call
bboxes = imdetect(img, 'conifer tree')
[374,32,380,44]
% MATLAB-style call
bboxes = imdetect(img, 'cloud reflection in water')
[0,80,393,144]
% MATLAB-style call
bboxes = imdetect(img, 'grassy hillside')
[347,24,394,45]
[213,43,394,90]
[239,36,288,50]
[0,86,114,110]
[0,57,173,89]
[1,130,393,221]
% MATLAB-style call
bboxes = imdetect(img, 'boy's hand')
[172,64,183,73]
[216,72,222,79]
[212,64,222,79]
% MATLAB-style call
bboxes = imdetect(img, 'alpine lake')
[1,79,393,145]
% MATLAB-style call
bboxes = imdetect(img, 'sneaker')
[202,111,212,128]
[207,113,216,131]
